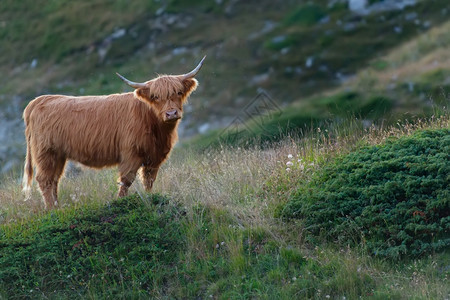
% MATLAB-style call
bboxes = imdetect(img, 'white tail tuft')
[22,187,31,201]
[22,158,33,201]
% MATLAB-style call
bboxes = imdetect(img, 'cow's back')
[25,93,143,168]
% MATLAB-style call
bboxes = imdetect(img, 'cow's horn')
[182,56,206,79]
[116,72,147,89]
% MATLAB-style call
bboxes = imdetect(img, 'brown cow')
[22,56,206,209]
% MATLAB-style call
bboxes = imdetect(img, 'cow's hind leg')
[139,166,159,192]
[35,152,66,209]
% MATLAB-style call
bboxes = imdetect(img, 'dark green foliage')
[0,194,184,298]
[406,69,450,106]
[187,91,395,150]
[360,96,393,119]
[316,91,394,119]
[283,129,450,259]
[283,4,326,27]
[188,111,322,150]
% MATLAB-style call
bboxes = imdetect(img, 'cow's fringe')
[22,135,33,201]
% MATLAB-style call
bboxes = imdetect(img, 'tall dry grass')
[1,113,448,227]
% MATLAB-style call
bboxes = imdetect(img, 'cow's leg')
[35,153,66,209]
[52,158,67,202]
[117,160,141,197]
[139,166,159,192]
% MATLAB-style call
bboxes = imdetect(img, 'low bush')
[283,129,450,259]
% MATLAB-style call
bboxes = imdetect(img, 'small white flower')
[298,158,302,162]
[286,161,293,167]
[288,154,293,159]
[292,276,297,281]
[286,168,291,172]
[326,295,330,299]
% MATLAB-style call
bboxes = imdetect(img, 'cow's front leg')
[117,161,141,197]
[139,166,159,192]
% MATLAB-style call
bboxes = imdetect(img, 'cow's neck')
[155,121,179,157]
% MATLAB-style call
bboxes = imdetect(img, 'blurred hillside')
[1,0,450,173]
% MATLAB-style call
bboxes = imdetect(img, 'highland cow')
[22,56,206,208]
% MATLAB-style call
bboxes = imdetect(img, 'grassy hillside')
[0,115,448,298]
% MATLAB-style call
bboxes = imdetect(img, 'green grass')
[0,194,185,298]
[3,196,446,299]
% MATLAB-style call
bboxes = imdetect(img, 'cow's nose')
[166,109,178,119]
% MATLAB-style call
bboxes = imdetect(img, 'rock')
[30,59,38,69]
[280,47,290,55]
[247,21,277,40]
[404,12,418,21]
[348,0,368,14]
[343,22,357,31]
[271,35,286,44]
[97,28,126,62]
[109,28,126,39]
[172,47,188,56]
[156,6,166,16]
[349,0,417,15]
[305,56,314,68]
[250,72,270,86]
[319,15,330,24]
[198,123,210,134]
[422,20,431,29]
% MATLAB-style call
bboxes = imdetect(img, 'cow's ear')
[183,78,198,98]
[134,87,151,102]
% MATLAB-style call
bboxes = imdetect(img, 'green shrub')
[283,129,450,259]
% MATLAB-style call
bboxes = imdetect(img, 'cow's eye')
[177,91,183,96]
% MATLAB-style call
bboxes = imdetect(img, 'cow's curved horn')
[182,56,206,79]
[116,72,147,89]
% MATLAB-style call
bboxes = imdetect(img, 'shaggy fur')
[22,74,198,208]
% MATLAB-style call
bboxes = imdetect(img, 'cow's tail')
[22,101,35,201]
[22,133,33,200]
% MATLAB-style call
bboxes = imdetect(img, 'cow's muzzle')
[165,109,181,122]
